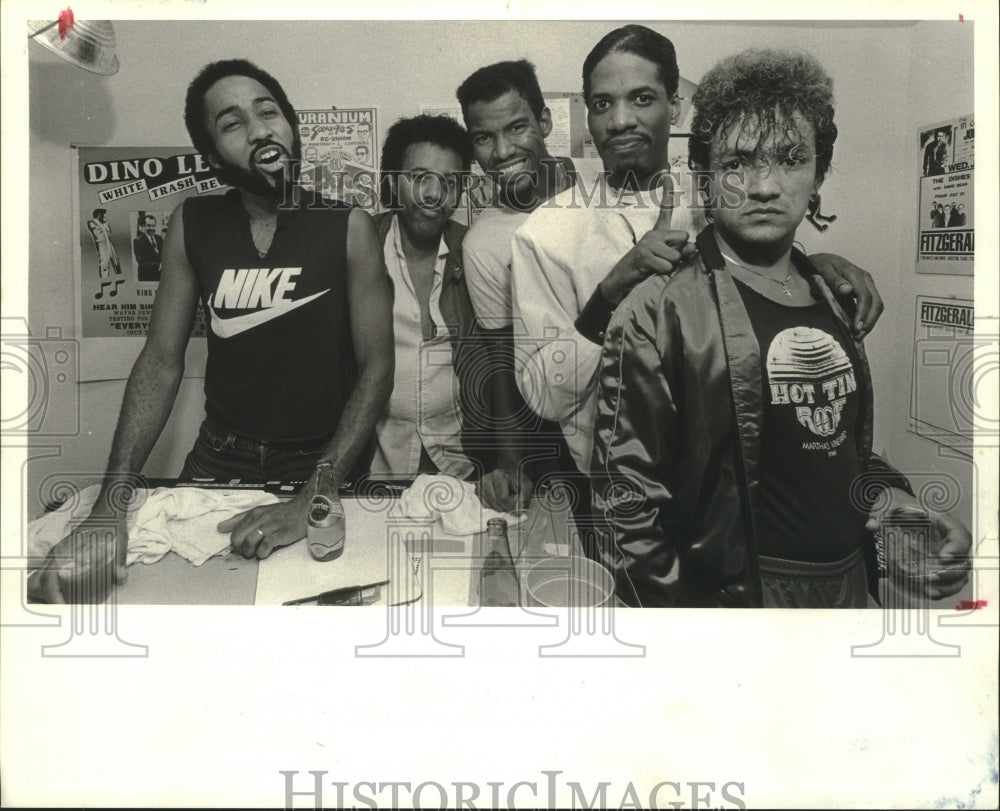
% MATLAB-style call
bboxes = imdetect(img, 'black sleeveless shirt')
[183,190,355,442]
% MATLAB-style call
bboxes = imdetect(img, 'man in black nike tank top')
[35,60,394,600]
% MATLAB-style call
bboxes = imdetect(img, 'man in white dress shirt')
[370,114,501,487]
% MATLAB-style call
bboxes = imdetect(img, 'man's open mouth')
[254,145,285,166]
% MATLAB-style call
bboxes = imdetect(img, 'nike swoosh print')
[208,290,328,338]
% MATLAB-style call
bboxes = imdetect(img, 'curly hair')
[184,59,299,159]
[688,49,837,182]
[379,114,473,208]
[582,25,679,104]
[456,59,546,124]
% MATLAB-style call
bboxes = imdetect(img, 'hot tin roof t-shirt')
[734,279,868,564]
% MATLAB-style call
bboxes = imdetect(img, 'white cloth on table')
[130,487,280,565]
[27,484,280,568]
[394,474,523,536]
[28,485,120,564]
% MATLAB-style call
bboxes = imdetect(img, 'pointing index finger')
[651,168,679,230]
[652,196,674,230]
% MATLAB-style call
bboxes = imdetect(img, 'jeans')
[179,418,330,482]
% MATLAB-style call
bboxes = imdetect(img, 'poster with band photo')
[296,107,379,212]
[916,115,974,275]
[74,146,215,380]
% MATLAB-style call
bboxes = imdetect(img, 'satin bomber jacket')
[591,227,910,607]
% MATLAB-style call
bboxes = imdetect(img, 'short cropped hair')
[379,114,473,208]
[688,49,838,182]
[184,59,299,158]
[456,59,546,123]
[582,25,679,103]
[92,208,106,218]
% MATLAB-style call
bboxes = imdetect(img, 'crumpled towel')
[129,487,280,565]
[27,484,279,568]
[394,474,523,536]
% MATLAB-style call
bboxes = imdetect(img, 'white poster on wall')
[74,146,213,380]
[909,294,976,455]
[916,115,974,275]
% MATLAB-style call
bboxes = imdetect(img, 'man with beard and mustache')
[33,60,394,600]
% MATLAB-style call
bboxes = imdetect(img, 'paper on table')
[253,498,421,606]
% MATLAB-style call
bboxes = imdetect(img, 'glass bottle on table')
[480,517,519,606]
[307,460,345,562]
[486,518,510,555]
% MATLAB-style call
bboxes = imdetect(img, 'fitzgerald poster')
[909,294,976,454]
[917,114,974,274]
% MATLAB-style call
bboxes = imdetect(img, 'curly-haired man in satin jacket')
[592,49,971,608]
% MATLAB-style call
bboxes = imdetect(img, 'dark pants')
[179,418,330,482]
[758,548,872,608]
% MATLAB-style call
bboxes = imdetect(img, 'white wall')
[891,22,978,527]
[25,19,974,522]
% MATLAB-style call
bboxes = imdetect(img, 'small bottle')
[307,461,345,562]
[481,517,517,606]
[486,518,510,555]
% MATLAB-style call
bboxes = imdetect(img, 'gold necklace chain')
[719,249,793,300]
